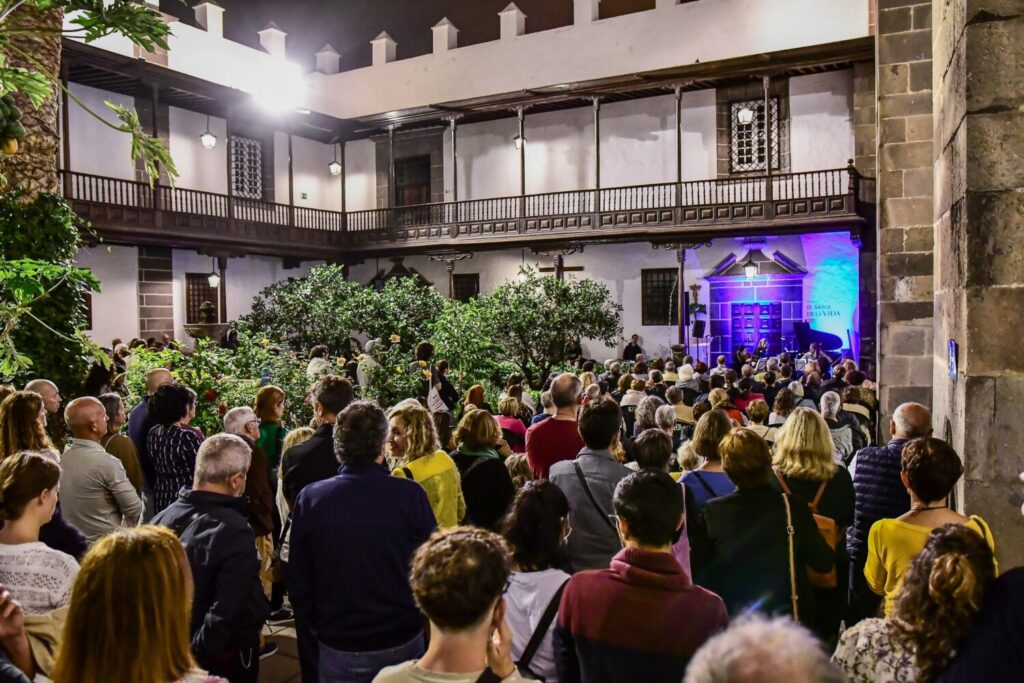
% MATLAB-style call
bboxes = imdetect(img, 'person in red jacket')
[525,374,584,480]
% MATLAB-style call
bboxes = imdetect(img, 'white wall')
[789,70,855,172]
[343,139,377,211]
[292,136,344,212]
[66,83,136,180]
[168,107,228,193]
[76,245,139,344]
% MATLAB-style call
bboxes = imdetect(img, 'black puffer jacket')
[846,439,912,566]
[154,489,270,665]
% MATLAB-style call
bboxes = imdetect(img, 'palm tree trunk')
[0,4,63,196]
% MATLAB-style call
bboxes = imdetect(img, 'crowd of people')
[0,331,1018,683]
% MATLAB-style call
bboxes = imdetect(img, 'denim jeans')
[318,632,425,683]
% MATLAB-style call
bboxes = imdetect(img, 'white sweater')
[0,541,79,614]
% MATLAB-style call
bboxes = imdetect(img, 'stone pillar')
[138,247,174,341]
[875,0,935,423]
[932,0,1024,568]
[853,60,878,376]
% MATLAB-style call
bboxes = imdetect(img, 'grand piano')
[792,321,844,355]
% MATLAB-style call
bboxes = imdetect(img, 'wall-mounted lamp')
[737,106,755,126]
[328,144,342,176]
[742,251,758,279]
[513,134,526,151]
[207,258,221,288]
[199,115,218,150]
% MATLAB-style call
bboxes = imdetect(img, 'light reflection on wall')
[800,232,860,358]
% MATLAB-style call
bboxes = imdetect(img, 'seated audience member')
[761,371,781,408]
[834,525,997,683]
[663,361,679,383]
[628,429,674,474]
[654,405,682,452]
[665,386,694,424]
[281,375,354,507]
[599,361,622,392]
[291,402,436,683]
[51,526,228,683]
[619,379,646,408]
[451,410,515,530]
[845,370,879,413]
[709,356,728,377]
[818,391,855,462]
[306,345,331,380]
[549,399,631,572]
[788,382,816,410]
[526,374,585,480]
[0,452,78,614]
[461,385,493,419]
[505,385,535,428]
[695,429,833,626]
[495,397,527,452]
[847,402,931,621]
[390,402,466,528]
[632,361,649,380]
[0,392,87,559]
[732,378,764,413]
[222,407,275,595]
[374,527,526,683]
[768,388,796,427]
[680,410,735,516]
[60,397,144,543]
[554,471,728,683]
[147,383,204,513]
[744,399,778,444]
[500,482,572,682]
[822,365,848,392]
[676,364,701,395]
[646,370,668,400]
[936,484,1024,683]
[680,400,710,442]
[708,388,745,425]
[97,393,144,494]
[504,453,533,491]
[632,395,664,437]
[684,615,846,683]
[865,438,996,617]
[610,375,631,404]
[153,434,269,683]
[531,391,556,426]
[802,372,824,404]
[578,372,598,392]
[770,408,854,642]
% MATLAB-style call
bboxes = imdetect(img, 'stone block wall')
[138,246,174,341]
[853,60,878,376]
[932,0,1024,568]
[876,0,935,422]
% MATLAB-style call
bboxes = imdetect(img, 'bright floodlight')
[251,59,307,114]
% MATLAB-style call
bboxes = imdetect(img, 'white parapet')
[316,43,341,75]
[432,17,459,54]
[499,3,527,41]
[257,22,287,58]
[574,0,600,25]
[371,31,398,66]
[193,1,224,38]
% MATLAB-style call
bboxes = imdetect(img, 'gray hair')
[609,361,621,374]
[540,391,554,409]
[820,391,842,418]
[635,395,665,430]
[194,433,251,486]
[788,381,805,398]
[766,358,779,372]
[654,404,676,431]
[684,615,845,683]
[223,406,257,436]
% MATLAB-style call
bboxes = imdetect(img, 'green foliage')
[0,190,99,389]
[351,277,444,353]
[105,101,177,187]
[123,331,317,437]
[427,296,502,390]
[51,0,172,51]
[0,57,47,107]
[358,340,422,410]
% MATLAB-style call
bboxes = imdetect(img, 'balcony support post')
[225,112,234,224]
[517,106,526,233]
[674,84,683,209]
[428,252,472,298]
[59,62,71,200]
[340,139,347,234]
[217,256,227,323]
[388,124,397,237]
[763,75,773,218]
[592,97,601,216]
[287,132,295,227]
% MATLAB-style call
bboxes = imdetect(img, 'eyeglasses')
[248,418,261,426]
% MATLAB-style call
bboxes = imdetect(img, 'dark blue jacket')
[846,439,911,565]
[154,489,270,665]
[288,461,436,652]
[127,399,156,486]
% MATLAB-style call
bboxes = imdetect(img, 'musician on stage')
[803,342,833,378]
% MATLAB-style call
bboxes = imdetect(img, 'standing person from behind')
[290,402,437,683]
[254,385,289,480]
[526,374,585,480]
[153,434,270,683]
[374,527,527,683]
[549,398,631,572]
[147,383,204,514]
[59,397,144,543]
[97,393,144,495]
[22,380,63,450]
[554,470,728,683]
[126,367,172,519]
[451,409,515,531]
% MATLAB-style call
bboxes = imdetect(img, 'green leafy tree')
[428,296,503,391]
[351,277,444,352]
[484,268,622,388]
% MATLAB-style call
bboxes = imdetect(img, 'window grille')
[230,136,263,200]
[452,274,480,301]
[185,273,219,324]
[730,98,780,173]
[641,269,679,326]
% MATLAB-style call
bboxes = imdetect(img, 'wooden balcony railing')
[60,165,871,256]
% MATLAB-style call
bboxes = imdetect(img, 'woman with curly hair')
[768,388,796,427]
[632,395,665,437]
[833,524,997,683]
[0,392,87,559]
[147,384,204,513]
[389,402,466,527]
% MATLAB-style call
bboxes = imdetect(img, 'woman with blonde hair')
[389,402,465,527]
[495,396,527,452]
[708,388,745,424]
[451,409,514,530]
[680,409,736,515]
[578,371,598,389]
[254,385,288,477]
[834,524,997,683]
[745,399,778,444]
[52,525,226,683]
[770,407,853,641]
[0,394,87,560]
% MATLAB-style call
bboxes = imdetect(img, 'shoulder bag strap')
[401,466,415,480]
[772,469,792,495]
[517,579,570,671]
[810,481,828,515]
[691,471,718,498]
[781,493,799,622]
[970,515,993,546]
[572,461,618,534]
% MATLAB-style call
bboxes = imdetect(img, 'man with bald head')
[60,397,143,542]
[24,379,64,448]
[127,367,172,519]
[846,401,932,621]
[525,372,585,479]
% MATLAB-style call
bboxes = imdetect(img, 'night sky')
[162,0,655,72]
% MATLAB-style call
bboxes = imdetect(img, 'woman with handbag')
[770,408,854,644]
[500,481,571,682]
[864,438,998,618]
[693,428,834,628]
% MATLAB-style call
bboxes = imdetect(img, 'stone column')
[875,0,935,423]
[932,0,1024,568]
[853,61,878,376]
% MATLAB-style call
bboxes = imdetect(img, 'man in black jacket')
[154,433,270,683]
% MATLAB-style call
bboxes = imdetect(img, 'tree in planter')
[484,268,622,388]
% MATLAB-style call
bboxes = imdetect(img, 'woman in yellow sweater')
[389,402,466,528]
[865,437,997,616]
